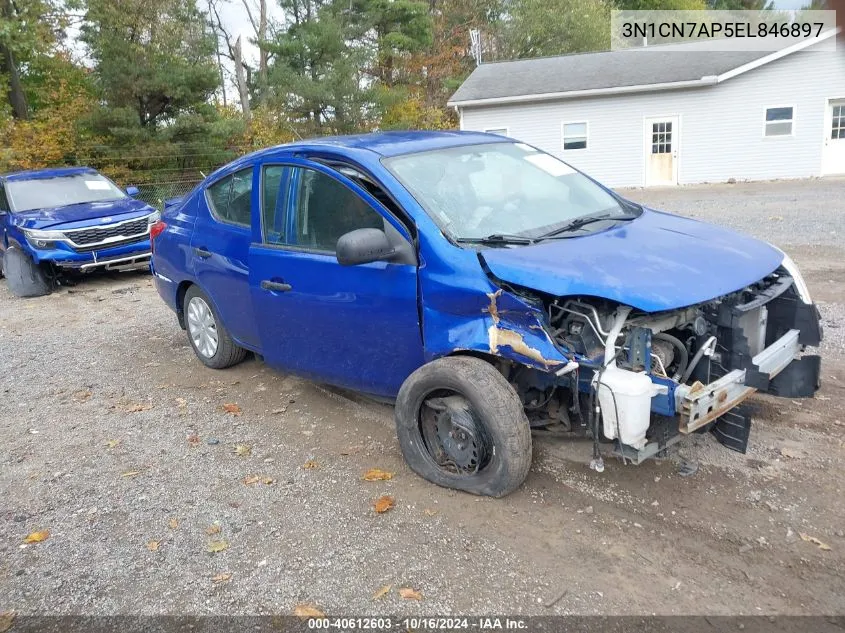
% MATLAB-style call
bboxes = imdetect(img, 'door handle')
[194,247,212,259]
[260,280,292,292]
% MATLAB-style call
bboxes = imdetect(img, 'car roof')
[2,166,98,182]
[253,130,505,160]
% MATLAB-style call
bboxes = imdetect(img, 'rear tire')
[183,285,247,369]
[394,356,533,497]
[3,246,51,298]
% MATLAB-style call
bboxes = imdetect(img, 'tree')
[82,0,220,130]
[503,0,613,58]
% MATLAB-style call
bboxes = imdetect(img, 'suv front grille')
[63,217,150,248]
[72,235,149,253]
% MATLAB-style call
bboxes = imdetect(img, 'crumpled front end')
[423,254,822,464]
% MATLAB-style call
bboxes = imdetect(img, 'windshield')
[7,173,126,212]
[384,142,633,241]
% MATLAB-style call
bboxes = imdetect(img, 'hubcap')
[420,394,491,476]
[186,296,219,358]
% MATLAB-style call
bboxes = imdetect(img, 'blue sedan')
[0,167,158,297]
[150,131,822,496]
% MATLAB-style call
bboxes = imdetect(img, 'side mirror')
[126,186,140,197]
[336,228,395,266]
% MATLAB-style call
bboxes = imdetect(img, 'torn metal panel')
[422,285,570,371]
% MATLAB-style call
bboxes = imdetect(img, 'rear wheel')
[183,285,247,369]
[394,356,533,497]
[3,246,51,298]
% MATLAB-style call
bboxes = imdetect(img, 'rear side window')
[206,167,253,227]
[0,185,9,211]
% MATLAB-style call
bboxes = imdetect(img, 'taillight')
[149,220,167,253]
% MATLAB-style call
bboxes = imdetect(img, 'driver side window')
[0,185,9,212]
[274,167,384,252]
[206,167,253,227]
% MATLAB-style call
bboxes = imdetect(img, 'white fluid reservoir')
[596,365,666,450]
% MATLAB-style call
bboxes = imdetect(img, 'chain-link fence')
[131,179,203,211]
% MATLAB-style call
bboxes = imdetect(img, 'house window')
[833,104,844,139]
[764,107,794,137]
[484,128,509,136]
[562,122,588,150]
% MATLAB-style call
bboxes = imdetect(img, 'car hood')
[479,208,784,313]
[11,198,154,230]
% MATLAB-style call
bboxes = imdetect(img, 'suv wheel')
[3,246,51,298]
[183,285,247,369]
[394,356,533,497]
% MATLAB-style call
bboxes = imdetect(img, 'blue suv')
[151,131,821,497]
[0,167,158,297]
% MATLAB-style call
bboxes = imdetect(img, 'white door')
[822,99,845,175]
[645,116,679,186]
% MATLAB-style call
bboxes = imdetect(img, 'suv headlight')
[22,228,66,249]
[147,210,161,225]
[780,252,812,304]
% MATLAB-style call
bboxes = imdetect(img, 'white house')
[448,31,845,187]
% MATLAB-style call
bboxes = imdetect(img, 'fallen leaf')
[234,444,252,457]
[206,524,222,535]
[263,477,275,485]
[105,439,121,448]
[187,433,200,446]
[374,495,395,514]
[168,519,179,530]
[780,447,802,459]
[271,408,286,414]
[207,540,229,553]
[243,475,261,485]
[73,390,92,402]
[363,468,394,481]
[211,572,232,583]
[23,530,49,544]
[0,611,16,633]
[121,470,141,478]
[398,587,422,601]
[302,459,320,470]
[293,604,325,618]
[222,403,242,416]
[124,403,153,413]
[372,585,391,601]
[799,532,831,551]
[147,540,161,552]
[423,508,439,517]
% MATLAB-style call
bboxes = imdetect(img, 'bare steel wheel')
[395,356,532,497]
[182,285,247,369]
[419,393,492,476]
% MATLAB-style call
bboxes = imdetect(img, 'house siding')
[459,49,845,187]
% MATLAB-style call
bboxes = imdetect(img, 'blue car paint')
[152,131,786,400]
[479,208,784,313]
[0,167,155,269]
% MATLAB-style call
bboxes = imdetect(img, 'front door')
[248,160,424,398]
[645,116,679,186]
[822,99,845,176]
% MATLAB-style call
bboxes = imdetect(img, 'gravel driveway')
[1,178,844,617]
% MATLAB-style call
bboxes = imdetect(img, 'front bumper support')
[54,251,152,272]
[675,328,802,434]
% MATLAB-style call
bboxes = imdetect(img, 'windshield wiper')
[536,210,636,240]
[456,234,535,246]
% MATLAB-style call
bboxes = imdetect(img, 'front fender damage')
[424,286,570,372]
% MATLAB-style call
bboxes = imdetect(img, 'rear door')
[190,166,260,350]
[248,158,423,397]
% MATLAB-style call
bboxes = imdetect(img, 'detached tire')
[3,246,51,298]
[395,356,532,497]
[183,285,247,369]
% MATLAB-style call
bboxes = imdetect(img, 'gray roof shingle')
[448,44,776,104]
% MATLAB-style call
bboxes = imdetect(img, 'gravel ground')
[1,178,844,617]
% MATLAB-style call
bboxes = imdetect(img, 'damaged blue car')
[150,131,822,497]
[0,167,158,297]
